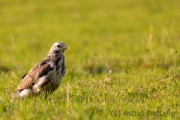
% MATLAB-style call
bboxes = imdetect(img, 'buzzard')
[13,42,67,98]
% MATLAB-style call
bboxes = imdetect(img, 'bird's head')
[48,42,67,55]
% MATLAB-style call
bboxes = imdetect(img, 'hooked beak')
[63,46,67,50]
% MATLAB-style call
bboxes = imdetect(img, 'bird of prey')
[13,42,67,98]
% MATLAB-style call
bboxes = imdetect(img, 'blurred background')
[0,0,180,78]
[0,1,180,119]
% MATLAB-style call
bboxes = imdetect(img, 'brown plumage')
[13,42,67,98]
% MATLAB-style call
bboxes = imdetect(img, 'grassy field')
[0,0,180,119]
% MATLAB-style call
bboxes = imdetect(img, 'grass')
[0,0,180,119]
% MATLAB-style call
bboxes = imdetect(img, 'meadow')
[0,0,180,119]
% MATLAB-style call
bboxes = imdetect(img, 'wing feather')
[15,57,53,92]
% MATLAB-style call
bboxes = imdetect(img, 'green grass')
[0,0,180,119]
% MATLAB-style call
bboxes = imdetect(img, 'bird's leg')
[44,91,48,100]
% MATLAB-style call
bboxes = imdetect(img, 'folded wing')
[15,57,53,92]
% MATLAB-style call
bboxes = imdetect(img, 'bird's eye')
[57,45,61,48]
